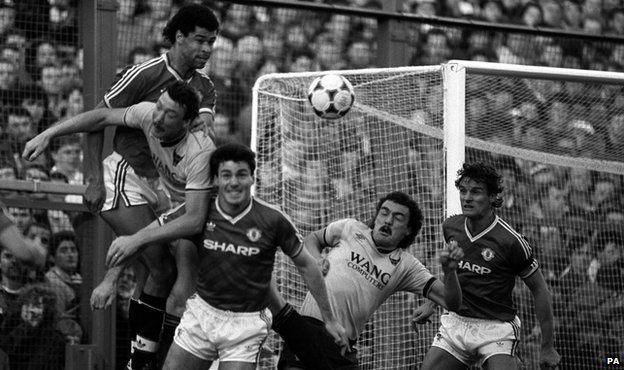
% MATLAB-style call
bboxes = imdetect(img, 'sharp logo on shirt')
[203,239,261,256]
[172,150,184,166]
[458,260,492,275]
[246,227,262,242]
[348,251,391,289]
[481,248,495,261]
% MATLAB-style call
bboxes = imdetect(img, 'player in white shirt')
[22,81,216,369]
[270,191,464,369]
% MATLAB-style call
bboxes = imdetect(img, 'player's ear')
[175,30,184,42]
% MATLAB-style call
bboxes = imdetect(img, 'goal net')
[252,62,624,369]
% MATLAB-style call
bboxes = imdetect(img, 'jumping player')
[420,162,560,370]
[271,191,464,369]
[106,143,348,370]
[23,81,216,370]
[79,4,218,369]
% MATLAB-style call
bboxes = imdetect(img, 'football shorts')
[430,311,520,366]
[101,152,171,213]
[174,293,271,363]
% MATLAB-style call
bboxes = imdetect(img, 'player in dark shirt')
[420,162,561,369]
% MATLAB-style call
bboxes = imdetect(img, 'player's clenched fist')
[439,239,464,273]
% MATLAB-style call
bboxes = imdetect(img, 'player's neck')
[166,51,194,80]
[466,211,496,235]
[218,196,252,217]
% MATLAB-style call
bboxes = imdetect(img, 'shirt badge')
[206,222,216,232]
[481,248,495,261]
[247,227,262,242]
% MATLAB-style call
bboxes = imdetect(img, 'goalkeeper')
[419,162,561,370]
[270,191,464,369]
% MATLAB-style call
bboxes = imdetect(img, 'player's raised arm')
[22,107,127,162]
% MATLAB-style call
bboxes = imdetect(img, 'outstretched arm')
[84,101,108,213]
[22,107,127,162]
[524,269,561,368]
[291,244,349,353]
[0,225,46,268]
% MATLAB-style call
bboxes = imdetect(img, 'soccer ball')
[307,74,355,119]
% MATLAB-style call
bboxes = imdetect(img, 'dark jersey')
[443,214,539,321]
[196,197,303,312]
[104,54,216,178]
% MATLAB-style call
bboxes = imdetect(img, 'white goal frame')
[251,60,624,219]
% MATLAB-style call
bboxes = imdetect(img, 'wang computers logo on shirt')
[481,248,495,261]
[247,228,262,242]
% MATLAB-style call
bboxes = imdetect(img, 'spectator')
[126,46,155,66]
[480,0,508,23]
[582,15,604,34]
[116,0,157,69]
[0,43,31,87]
[0,58,18,103]
[313,32,347,70]
[539,42,563,67]
[582,0,603,19]
[8,208,34,234]
[37,64,64,118]
[562,0,584,30]
[566,167,595,213]
[45,230,81,321]
[346,39,374,69]
[287,49,320,73]
[23,221,52,268]
[220,3,257,42]
[26,40,58,80]
[18,84,56,134]
[591,176,619,216]
[0,284,65,370]
[59,60,81,94]
[0,4,15,40]
[517,1,544,27]
[0,158,17,198]
[49,134,82,189]
[323,13,352,48]
[605,112,624,161]
[412,28,452,65]
[116,265,136,370]
[541,0,564,28]
[4,105,36,169]
[0,247,30,335]
[24,162,50,200]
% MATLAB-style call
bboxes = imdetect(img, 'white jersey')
[123,102,215,204]
[299,218,436,341]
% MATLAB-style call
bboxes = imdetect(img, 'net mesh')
[254,64,624,369]
[254,67,446,369]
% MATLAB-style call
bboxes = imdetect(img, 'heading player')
[420,162,560,370]
[106,143,348,370]
[23,81,216,370]
[271,191,464,369]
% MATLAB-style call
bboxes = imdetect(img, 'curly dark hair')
[369,191,423,250]
[455,162,504,208]
[166,81,200,121]
[162,4,219,44]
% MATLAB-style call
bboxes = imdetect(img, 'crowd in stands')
[0,0,622,368]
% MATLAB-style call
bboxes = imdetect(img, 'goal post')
[252,61,624,369]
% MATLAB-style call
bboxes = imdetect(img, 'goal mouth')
[253,61,624,369]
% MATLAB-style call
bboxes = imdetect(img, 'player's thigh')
[100,202,156,236]
[218,361,256,370]
[421,347,467,370]
[483,354,519,370]
[162,342,212,370]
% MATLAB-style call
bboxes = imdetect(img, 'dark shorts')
[273,304,358,370]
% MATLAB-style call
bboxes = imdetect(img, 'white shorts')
[101,152,171,213]
[174,293,271,363]
[431,312,520,366]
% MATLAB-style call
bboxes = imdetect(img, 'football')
[307,74,355,119]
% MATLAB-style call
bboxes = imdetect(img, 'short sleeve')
[185,144,215,192]
[510,234,539,278]
[123,102,155,133]
[104,64,149,108]
[324,218,353,247]
[398,256,436,296]
[275,212,304,258]
[191,72,216,116]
